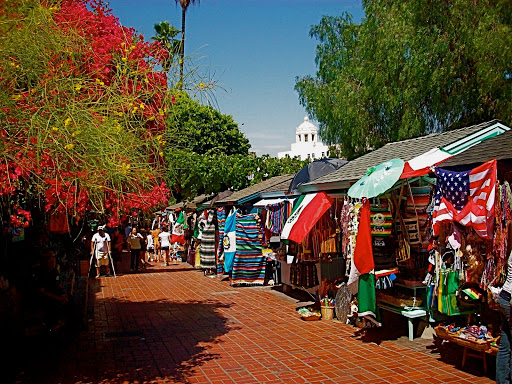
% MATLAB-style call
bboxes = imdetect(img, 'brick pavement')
[31,263,495,383]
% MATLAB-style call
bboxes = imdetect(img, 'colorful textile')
[265,200,292,234]
[357,273,378,319]
[223,208,237,273]
[348,199,374,294]
[217,208,226,255]
[437,269,461,316]
[370,211,393,237]
[266,203,284,233]
[406,195,431,213]
[200,211,216,269]
[194,243,201,268]
[433,159,497,238]
[231,214,266,285]
[354,199,375,274]
[281,192,334,243]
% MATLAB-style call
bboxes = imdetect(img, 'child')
[146,227,155,262]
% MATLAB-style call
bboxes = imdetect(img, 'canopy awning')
[253,197,295,208]
[281,192,334,244]
[400,121,510,179]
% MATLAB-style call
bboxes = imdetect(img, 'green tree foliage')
[166,151,307,201]
[164,94,307,201]
[295,0,512,160]
[152,21,181,73]
[166,93,250,155]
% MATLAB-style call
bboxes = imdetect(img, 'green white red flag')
[281,192,334,244]
[171,211,186,244]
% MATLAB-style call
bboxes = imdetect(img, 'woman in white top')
[146,228,155,262]
[158,227,172,266]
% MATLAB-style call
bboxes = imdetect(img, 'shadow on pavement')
[15,294,236,384]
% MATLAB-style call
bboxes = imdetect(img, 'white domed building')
[278,116,330,161]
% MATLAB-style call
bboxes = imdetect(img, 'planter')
[320,306,335,320]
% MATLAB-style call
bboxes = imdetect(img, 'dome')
[296,116,317,134]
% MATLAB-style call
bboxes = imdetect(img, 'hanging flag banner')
[281,192,334,244]
[171,211,187,244]
[223,208,237,273]
[432,159,496,239]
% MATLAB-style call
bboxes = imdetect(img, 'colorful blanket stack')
[231,214,266,285]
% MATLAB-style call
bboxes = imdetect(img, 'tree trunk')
[180,8,186,89]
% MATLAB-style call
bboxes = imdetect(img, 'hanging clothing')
[200,211,216,269]
[223,208,237,273]
[217,208,227,256]
[231,214,266,285]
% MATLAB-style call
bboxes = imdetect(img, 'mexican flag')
[171,211,187,244]
[281,192,334,244]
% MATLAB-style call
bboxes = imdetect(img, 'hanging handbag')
[438,268,462,316]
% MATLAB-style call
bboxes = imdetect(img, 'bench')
[378,303,427,340]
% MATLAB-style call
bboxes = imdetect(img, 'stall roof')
[300,120,507,192]
[253,198,288,207]
[216,174,294,205]
[166,194,210,211]
[440,129,512,167]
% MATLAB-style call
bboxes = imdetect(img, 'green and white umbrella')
[347,158,405,199]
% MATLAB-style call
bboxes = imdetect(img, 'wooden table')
[378,303,427,340]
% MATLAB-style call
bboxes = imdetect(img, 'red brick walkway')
[41,263,494,383]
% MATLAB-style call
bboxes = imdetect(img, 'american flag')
[433,159,496,239]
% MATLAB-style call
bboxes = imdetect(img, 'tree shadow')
[350,323,405,345]
[114,266,200,276]
[350,311,411,345]
[15,294,237,384]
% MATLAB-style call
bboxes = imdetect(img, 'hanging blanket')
[266,202,286,233]
[200,211,216,269]
[231,214,266,285]
[217,208,226,255]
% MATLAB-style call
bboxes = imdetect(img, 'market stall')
[279,192,346,298]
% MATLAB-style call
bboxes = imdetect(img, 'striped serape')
[200,211,217,269]
[217,208,226,255]
[231,214,266,285]
[265,201,292,234]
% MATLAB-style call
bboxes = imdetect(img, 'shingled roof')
[300,120,505,191]
[166,194,210,211]
[216,174,294,205]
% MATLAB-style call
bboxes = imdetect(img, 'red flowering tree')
[0,0,175,228]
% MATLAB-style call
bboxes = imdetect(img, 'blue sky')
[107,0,364,156]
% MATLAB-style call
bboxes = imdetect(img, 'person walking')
[139,228,148,269]
[146,227,155,262]
[151,226,162,263]
[91,225,111,278]
[127,227,143,272]
[158,226,172,266]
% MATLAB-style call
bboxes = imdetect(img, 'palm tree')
[174,0,200,89]
[152,21,181,73]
